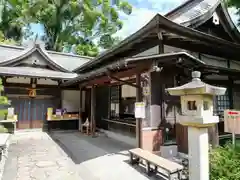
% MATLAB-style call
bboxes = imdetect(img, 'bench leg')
[129,153,134,164]
[178,170,183,180]
[129,154,140,165]
[146,162,151,176]
[154,166,158,173]
[135,157,140,164]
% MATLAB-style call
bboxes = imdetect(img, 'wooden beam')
[80,65,150,88]
[106,72,140,89]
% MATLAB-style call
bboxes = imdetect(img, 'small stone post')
[166,71,226,180]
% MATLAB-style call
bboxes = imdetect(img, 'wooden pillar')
[91,86,96,136]
[141,40,165,152]
[136,73,142,148]
[79,87,82,131]
[227,60,234,109]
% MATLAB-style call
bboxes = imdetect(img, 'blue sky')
[29,0,239,41]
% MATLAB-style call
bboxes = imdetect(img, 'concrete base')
[141,128,163,152]
[160,145,178,159]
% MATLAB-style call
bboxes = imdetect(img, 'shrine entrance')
[9,97,58,129]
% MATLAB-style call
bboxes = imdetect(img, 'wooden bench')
[129,148,183,179]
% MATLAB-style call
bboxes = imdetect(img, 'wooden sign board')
[224,109,240,134]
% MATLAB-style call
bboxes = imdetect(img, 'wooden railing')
[102,118,136,137]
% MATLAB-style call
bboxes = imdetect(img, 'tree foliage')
[9,0,132,56]
[0,31,18,45]
[228,0,240,25]
[0,0,23,41]
[0,78,9,119]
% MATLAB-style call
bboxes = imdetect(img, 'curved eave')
[165,0,221,28]
[165,0,240,43]
[150,14,240,51]
[0,44,70,73]
[216,2,240,43]
[62,51,206,87]
[165,0,196,19]
[181,1,221,28]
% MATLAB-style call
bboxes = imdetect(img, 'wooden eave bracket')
[106,70,140,89]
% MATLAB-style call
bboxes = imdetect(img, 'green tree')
[0,78,9,118]
[99,36,122,49]
[0,78,10,133]
[18,0,132,56]
[0,0,23,41]
[0,31,18,45]
[228,0,240,24]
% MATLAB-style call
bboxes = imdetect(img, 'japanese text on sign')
[135,102,145,119]
[224,110,240,134]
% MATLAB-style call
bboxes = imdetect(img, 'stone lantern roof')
[166,71,226,96]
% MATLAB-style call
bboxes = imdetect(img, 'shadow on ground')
[48,130,133,164]
[48,131,165,180]
[49,131,165,180]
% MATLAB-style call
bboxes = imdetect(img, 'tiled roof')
[166,0,220,27]
[0,43,91,72]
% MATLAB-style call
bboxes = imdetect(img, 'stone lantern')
[166,71,226,180]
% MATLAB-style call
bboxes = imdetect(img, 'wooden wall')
[95,86,109,129]
[5,86,61,129]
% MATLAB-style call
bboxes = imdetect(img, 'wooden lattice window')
[109,86,121,118]
[213,89,230,117]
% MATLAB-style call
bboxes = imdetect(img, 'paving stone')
[35,161,56,168]
[2,131,163,180]
[2,132,84,180]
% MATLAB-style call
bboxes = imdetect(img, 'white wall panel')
[61,90,81,112]
[121,85,136,98]
[6,77,31,84]
[230,61,240,71]
[206,75,228,80]
[200,54,228,68]
[133,46,158,57]
[164,45,183,53]
[37,79,58,85]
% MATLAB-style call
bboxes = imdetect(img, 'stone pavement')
[2,131,162,180]
[2,131,83,180]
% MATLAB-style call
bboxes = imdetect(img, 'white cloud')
[114,7,156,39]
[113,0,188,39]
